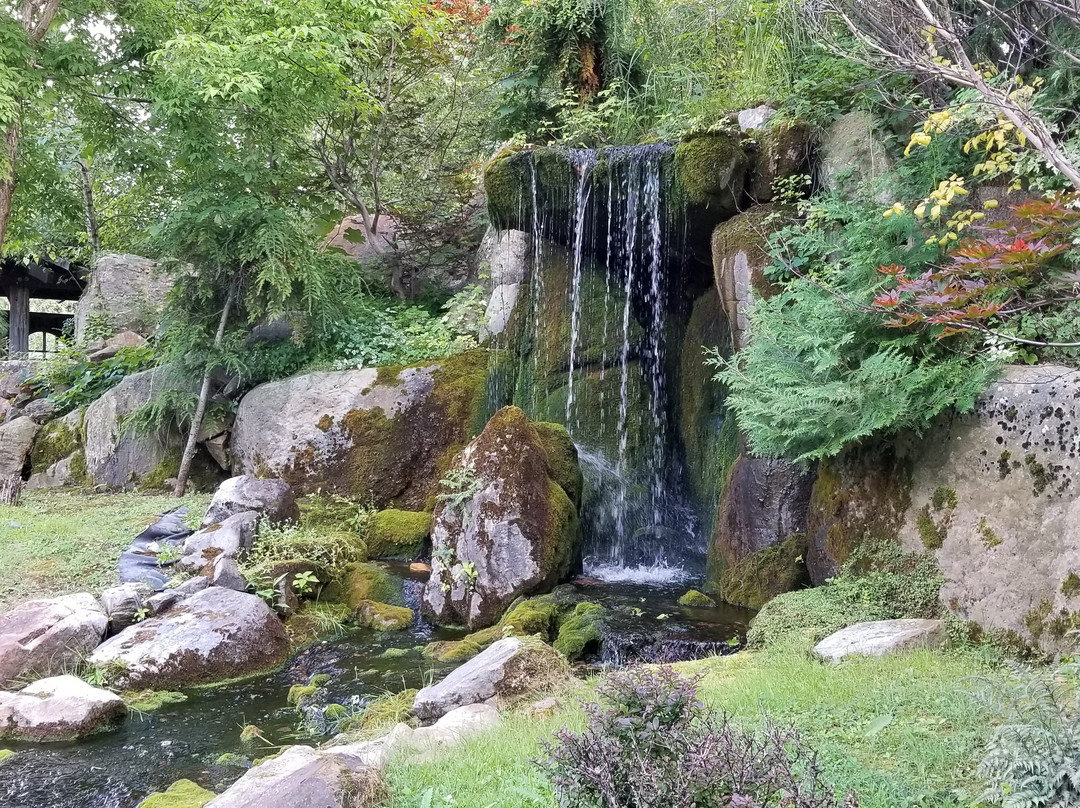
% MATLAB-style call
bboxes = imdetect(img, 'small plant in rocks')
[539,665,857,808]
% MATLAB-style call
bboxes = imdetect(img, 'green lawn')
[384,648,1001,808]
[0,489,209,611]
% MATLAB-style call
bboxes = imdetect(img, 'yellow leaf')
[983,199,999,209]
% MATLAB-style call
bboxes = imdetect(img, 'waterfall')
[497,145,706,584]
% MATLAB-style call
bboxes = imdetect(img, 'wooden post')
[0,475,22,506]
[7,283,28,357]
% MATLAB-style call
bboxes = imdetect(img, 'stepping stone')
[813,619,945,662]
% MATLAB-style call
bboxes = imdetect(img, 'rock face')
[478,228,530,342]
[180,511,258,573]
[422,407,581,629]
[413,636,568,722]
[230,353,489,509]
[202,476,298,528]
[88,587,289,689]
[813,619,945,662]
[0,416,39,478]
[27,409,85,489]
[810,365,1080,652]
[83,368,176,488]
[0,675,125,741]
[818,111,892,201]
[204,743,383,808]
[74,254,175,341]
[0,594,107,687]
[711,207,783,354]
[749,121,814,203]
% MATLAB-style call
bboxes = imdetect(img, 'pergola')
[0,257,88,356]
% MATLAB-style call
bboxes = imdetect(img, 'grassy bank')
[0,489,209,611]
[384,648,1000,808]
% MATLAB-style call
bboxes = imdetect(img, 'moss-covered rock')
[135,779,215,808]
[532,422,584,508]
[29,414,81,472]
[747,121,814,203]
[553,602,605,658]
[123,690,187,712]
[678,590,716,608]
[0,749,14,766]
[355,600,414,631]
[366,509,431,559]
[717,533,808,610]
[331,562,405,609]
[675,133,749,212]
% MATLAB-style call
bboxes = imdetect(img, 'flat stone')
[179,511,258,573]
[813,619,945,662]
[0,594,107,688]
[88,587,289,689]
[0,675,125,741]
[203,476,298,528]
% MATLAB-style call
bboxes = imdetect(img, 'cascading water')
[491,145,707,584]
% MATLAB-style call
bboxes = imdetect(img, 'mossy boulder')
[367,509,431,559]
[355,600,414,631]
[552,601,605,658]
[230,351,490,510]
[422,406,582,629]
[747,121,814,203]
[532,422,583,509]
[717,532,809,610]
[485,148,578,231]
[331,562,405,609]
[123,690,187,712]
[0,748,15,766]
[29,410,81,473]
[678,590,716,608]
[674,133,749,213]
[136,779,215,808]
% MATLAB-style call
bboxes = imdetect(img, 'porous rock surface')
[202,475,298,528]
[0,675,125,741]
[75,253,175,340]
[0,593,107,688]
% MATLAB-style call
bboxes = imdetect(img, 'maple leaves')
[871,196,1080,337]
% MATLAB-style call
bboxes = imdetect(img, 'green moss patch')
[355,600,414,631]
[553,602,605,658]
[367,509,431,560]
[331,562,404,609]
[29,417,80,472]
[123,689,187,712]
[1063,573,1080,598]
[718,533,808,610]
[678,589,716,608]
[0,749,14,766]
[675,133,748,209]
[532,422,583,508]
[135,779,215,808]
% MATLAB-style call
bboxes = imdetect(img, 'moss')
[316,414,334,432]
[239,725,266,748]
[29,417,80,471]
[748,585,878,650]
[135,779,215,808]
[214,753,250,769]
[1063,573,1080,598]
[333,562,404,609]
[0,749,14,766]
[1024,598,1053,642]
[532,422,583,508]
[355,600,413,631]
[718,533,809,610]
[337,689,418,738]
[978,517,1002,549]
[930,486,958,510]
[678,590,716,608]
[674,133,749,209]
[997,450,1012,479]
[287,683,320,706]
[1024,453,1051,496]
[917,504,948,550]
[324,703,349,721]
[367,509,431,559]
[68,448,89,485]
[123,689,187,712]
[484,147,533,229]
[553,602,606,658]
[139,446,219,493]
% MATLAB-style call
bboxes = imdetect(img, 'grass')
[383,649,1001,808]
[0,489,210,611]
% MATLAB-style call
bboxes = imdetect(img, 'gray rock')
[477,228,530,287]
[145,591,182,616]
[83,368,177,488]
[19,398,55,425]
[100,583,153,632]
[204,743,383,808]
[180,511,259,573]
[172,576,210,597]
[0,594,107,688]
[0,360,36,400]
[25,408,84,490]
[738,105,776,131]
[413,637,568,723]
[211,556,248,591]
[813,619,945,661]
[819,111,893,201]
[74,254,176,341]
[480,283,520,342]
[0,417,39,478]
[0,675,126,741]
[88,330,148,363]
[202,476,297,528]
[88,587,289,689]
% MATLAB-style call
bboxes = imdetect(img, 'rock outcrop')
[818,111,892,201]
[230,353,489,509]
[74,254,175,341]
[0,593,107,687]
[422,407,581,629]
[88,587,289,689]
[27,409,85,489]
[202,476,298,528]
[0,675,125,741]
[0,416,39,478]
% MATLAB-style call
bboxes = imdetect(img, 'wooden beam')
[8,283,29,356]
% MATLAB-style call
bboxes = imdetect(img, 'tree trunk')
[0,474,22,506]
[0,121,21,255]
[77,157,101,253]
[173,279,238,497]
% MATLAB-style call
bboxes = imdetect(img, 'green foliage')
[436,466,482,514]
[971,662,1080,808]
[240,522,366,586]
[30,345,156,415]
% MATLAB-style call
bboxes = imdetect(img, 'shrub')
[31,345,157,414]
[972,662,1080,808]
[539,666,857,808]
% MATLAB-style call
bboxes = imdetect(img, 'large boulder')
[478,228,530,342]
[813,619,945,662]
[202,476,298,528]
[422,407,581,629]
[818,111,893,201]
[0,416,39,478]
[0,593,107,688]
[88,587,289,689]
[179,511,258,574]
[74,254,175,341]
[27,409,85,489]
[413,636,569,723]
[0,675,125,741]
[230,353,489,509]
[83,368,176,488]
[204,744,383,808]
[810,365,1080,653]
[711,206,784,353]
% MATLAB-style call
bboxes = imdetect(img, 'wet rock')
[0,675,126,741]
[179,511,258,573]
[355,601,413,631]
[202,476,298,528]
[422,406,581,629]
[413,636,569,723]
[203,744,383,808]
[0,417,39,478]
[0,593,107,687]
[230,354,489,508]
[678,590,715,608]
[814,619,945,662]
[88,587,289,690]
[75,254,176,340]
[101,583,154,632]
